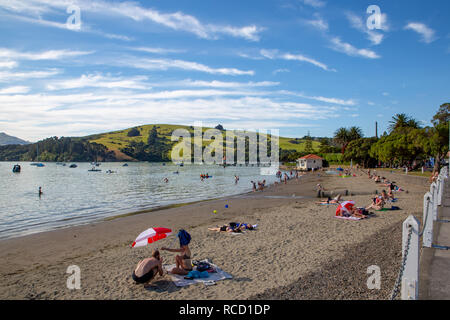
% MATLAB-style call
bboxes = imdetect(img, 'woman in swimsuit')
[132,250,164,285]
[161,230,192,275]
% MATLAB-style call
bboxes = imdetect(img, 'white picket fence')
[395,166,448,300]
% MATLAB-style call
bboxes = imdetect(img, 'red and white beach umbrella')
[336,200,355,216]
[132,227,172,248]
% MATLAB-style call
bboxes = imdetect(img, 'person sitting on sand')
[366,196,385,211]
[132,249,164,285]
[161,229,192,275]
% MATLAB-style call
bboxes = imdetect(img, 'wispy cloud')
[118,57,255,76]
[46,74,150,90]
[273,68,290,75]
[345,12,388,45]
[329,37,380,59]
[0,86,30,94]
[161,79,279,88]
[404,22,437,43]
[259,49,336,72]
[0,0,265,41]
[131,47,186,54]
[0,69,61,82]
[0,48,93,61]
[299,0,326,8]
[1,12,134,41]
[303,14,328,31]
[0,60,18,69]
[279,90,356,106]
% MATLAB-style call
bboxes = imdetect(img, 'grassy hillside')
[87,124,320,157]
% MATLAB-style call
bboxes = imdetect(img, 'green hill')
[87,124,320,160]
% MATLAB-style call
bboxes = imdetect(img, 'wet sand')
[0,169,429,299]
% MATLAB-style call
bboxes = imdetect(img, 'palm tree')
[334,127,350,154]
[348,126,363,141]
[388,113,421,132]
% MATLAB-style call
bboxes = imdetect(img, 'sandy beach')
[0,169,430,300]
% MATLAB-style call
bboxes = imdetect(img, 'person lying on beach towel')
[208,222,256,233]
[335,201,367,219]
[317,194,341,205]
[161,229,193,276]
[132,250,164,286]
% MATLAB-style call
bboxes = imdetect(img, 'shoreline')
[0,170,430,299]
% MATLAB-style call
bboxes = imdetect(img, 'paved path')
[419,178,450,299]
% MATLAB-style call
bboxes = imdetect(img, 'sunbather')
[366,196,385,211]
[335,200,366,219]
[317,194,341,204]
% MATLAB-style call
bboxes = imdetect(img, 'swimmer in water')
[38,186,43,196]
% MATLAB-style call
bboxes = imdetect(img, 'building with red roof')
[297,154,323,171]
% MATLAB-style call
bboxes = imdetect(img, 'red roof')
[298,154,323,160]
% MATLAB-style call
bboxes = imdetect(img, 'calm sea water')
[0,162,279,240]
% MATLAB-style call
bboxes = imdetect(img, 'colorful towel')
[164,260,232,287]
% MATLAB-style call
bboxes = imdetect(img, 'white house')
[297,154,323,171]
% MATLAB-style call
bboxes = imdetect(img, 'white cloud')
[346,12,387,45]
[0,86,30,94]
[0,60,18,68]
[0,0,265,42]
[300,0,326,8]
[304,14,328,31]
[163,79,279,88]
[404,22,437,43]
[0,88,342,140]
[329,37,380,59]
[0,69,61,82]
[131,47,185,54]
[46,74,150,90]
[0,48,93,61]
[118,57,254,76]
[273,68,290,75]
[279,90,356,106]
[259,49,335,72]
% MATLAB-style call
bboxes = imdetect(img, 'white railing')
[393,166,448,300]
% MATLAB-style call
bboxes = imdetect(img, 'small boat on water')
[88,166,101,172]
[122,163,129,167]
[31,163,45,167]
[12,164,21,173]
[69,164,77,168]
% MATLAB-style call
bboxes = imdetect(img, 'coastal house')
[297,154,323,171]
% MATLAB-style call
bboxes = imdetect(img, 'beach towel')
[334,216,361,221]
[164,260,232,287]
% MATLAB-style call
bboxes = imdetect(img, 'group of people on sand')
[133,221,258,286]
[132,229,193,286]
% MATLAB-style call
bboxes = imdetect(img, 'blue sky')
[0,0,449,141]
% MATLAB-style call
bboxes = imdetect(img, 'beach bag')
[196,261,211,272]
[391,206,400,210]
